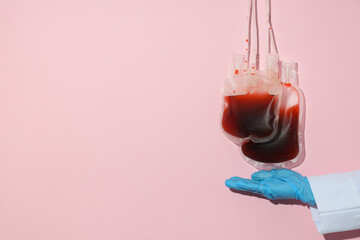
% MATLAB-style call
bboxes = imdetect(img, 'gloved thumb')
[251,169,278,181]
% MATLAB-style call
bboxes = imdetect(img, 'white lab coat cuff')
[308,171,360,234]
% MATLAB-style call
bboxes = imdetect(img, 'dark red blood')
[241,104,300,163]
[222,93,278,139]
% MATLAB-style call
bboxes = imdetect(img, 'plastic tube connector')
[231,54,245,77]
[281,60,297,84]
[266,53,279,73]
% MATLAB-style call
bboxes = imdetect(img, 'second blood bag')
[220,0,306,170]
[239,61,306,170]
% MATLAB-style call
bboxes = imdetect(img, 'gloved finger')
[225,177,261,194]
[229,176,246,181]
[271,168,299,178]
[251,169,279,180]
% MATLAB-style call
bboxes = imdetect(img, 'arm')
[225,169,360,234]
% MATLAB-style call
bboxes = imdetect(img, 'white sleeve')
[308,170,360,234]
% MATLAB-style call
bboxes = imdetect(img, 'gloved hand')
[225,169,316,206]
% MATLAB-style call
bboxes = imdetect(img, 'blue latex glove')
[225,169,316,206]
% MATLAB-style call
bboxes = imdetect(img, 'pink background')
[0,0,359,239]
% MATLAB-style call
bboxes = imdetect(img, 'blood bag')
[222,53,281,145]
[220,0,305,170]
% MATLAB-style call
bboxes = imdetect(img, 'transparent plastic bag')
[220,0,305,170]
[221,54,281,145]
